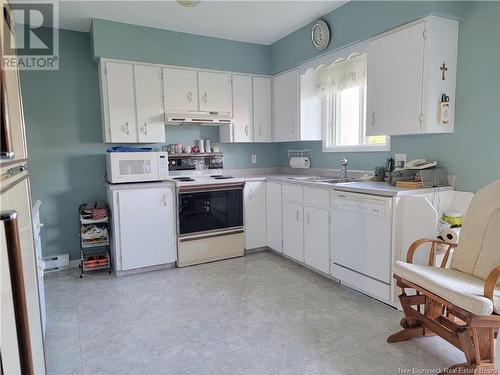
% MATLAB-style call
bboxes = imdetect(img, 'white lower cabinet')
[282,201,304,262]
[304,206,330,274]
[108,186,176,271]
[281,185,331,272]
[244,181,267,249]
[266,182,282,252]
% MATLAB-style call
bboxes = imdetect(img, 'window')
[317,53,389,152]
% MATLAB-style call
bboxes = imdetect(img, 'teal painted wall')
[21,29,107,261]
[21,1,499,260]
[20,29,278,260]
[91,19,271,75]
[273,1,500,192]
[270,1,469,74]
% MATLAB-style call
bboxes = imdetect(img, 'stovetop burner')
[211,175,234,180]
[173,177,195,182]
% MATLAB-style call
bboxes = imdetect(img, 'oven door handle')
[178,182,245,194]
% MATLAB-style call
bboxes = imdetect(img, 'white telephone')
[405,159,438,170]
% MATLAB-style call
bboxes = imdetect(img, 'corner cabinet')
[366,16,458,136]
[253,77,272,142]
[220,75,272,143]
[273,69,322,142]
[273,70,300,142]
[107,185,176,272]
[99,60,165,143]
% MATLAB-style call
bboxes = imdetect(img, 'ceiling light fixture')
[177,0,201,7]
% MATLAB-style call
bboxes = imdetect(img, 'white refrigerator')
[1,2,46,374]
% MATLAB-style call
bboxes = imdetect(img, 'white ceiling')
[50,0,347,45]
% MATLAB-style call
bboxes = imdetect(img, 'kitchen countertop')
[239,175,452,197]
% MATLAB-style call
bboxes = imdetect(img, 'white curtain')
[316,53,367,96]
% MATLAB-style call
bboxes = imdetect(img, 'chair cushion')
[394,261,500,316]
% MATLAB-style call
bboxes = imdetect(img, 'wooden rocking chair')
[388,179,500,374]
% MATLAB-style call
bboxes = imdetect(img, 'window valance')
[316,53,367,96]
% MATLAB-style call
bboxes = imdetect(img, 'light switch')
[251,154,257,164]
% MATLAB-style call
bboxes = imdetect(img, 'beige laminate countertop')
[239,175,452,197]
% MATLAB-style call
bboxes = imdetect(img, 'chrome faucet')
[340,157,348,179]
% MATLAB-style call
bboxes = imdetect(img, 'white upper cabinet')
[101,61,137,143]
[100,61,165,143]
[232,75,254,142]
[198,72,232,114]
[134,65,165,143]
[366,16,458,136]
[273,70,300,142]
[163,67,198,113]
[253,77,272,142]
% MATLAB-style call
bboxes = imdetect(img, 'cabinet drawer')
[303,187,330,208]
[283,184,303,202]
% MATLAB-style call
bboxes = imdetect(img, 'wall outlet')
[251,154,257,164]
[394,153,407,166]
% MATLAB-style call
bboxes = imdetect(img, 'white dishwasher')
[331,191,393,303]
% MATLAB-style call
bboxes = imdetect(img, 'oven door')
[178,184,244,236]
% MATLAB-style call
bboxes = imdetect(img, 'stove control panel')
[168,153,224,171]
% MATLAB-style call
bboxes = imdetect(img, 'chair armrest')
[406,238,458,266]
[484,265,500,315]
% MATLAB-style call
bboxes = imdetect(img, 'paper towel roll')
[438,228,460,244]
[290,157,311,169]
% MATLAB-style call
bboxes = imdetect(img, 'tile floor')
[45,251,464,375]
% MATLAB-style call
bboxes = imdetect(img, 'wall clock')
[311,19,331,51]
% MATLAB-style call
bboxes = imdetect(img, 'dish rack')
[79,202,111,278]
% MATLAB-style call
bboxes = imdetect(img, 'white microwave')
[106,151,169,183]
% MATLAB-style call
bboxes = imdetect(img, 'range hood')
[166,111,233,126]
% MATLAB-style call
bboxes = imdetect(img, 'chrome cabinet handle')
[141,123,148,135]
[249,189,253,200]
[202,93,208,104]
[162,193,167,207]
[245,125,248,136]
[258,126,262,137]
[187,91,192,103]
[371,112,375,126]
[35,223,44,229]
[295,209,299,222]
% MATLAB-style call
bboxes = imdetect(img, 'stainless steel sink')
[286,176,361,184]
[317,178,360,184]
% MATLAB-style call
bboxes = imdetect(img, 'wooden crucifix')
[440,62,448,81]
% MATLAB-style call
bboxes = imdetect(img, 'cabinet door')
[273,70,299,142]
[282,201,304,262]
[366,22,425,136]
[304,207,330,274]
[266,182,282,252]
[117,188,176,270]
[232,75,253,142]
[244,181,267,249]
[163,67,198,112]
[104,62,137,142]
[198,72,232,113]
[253,77,272,142]
[134,65,165,143]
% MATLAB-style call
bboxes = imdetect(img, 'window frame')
[321,74,390,153]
